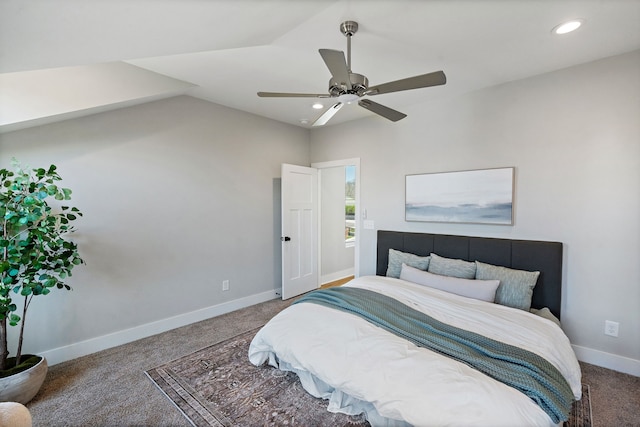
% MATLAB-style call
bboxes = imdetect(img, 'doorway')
[312,158,360,285]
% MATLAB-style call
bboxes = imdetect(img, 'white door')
[281,164,318,299]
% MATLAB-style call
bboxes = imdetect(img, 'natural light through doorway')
[345,165,356,248]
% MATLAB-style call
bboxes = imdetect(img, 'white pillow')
[400,263,500,303]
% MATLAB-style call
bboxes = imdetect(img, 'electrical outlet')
[604,320,619,337]
[222,280,230,291]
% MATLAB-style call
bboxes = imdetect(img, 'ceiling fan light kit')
[313,102,344,127]
[257,20,446,126]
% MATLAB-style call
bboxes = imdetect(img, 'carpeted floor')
[27,297,640,426]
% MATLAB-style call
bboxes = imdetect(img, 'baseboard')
[572,344,640,377]
[321,268,355,285]
[41,289,280,366]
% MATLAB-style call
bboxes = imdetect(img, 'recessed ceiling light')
[312,103,323,109]
[299,119,309,124]
[552,19,584,35]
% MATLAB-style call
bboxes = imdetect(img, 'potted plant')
[0,159,83,403]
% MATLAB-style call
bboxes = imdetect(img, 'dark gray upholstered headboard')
[376,230,564,319]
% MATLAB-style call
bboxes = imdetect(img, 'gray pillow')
[531,307,561,327]
[475,261,540,311]
[386,249,430,278]
[400,263,500,303]
[428,253,476,279]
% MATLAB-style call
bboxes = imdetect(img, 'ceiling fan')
[257,21,446,126]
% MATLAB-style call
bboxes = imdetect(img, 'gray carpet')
[27,297,640,426]
[28,298,292,427]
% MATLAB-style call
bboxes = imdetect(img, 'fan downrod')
[329,21,367,96]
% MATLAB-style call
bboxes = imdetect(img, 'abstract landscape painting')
[406,167,514,225]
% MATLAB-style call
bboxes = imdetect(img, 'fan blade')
[312,102,343,126]
[258,92,331,98]
[319,49,352,90]
[358,99,407,122]
[366,71,446,95]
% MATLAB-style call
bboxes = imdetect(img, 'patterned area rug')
[568,384,592,427]
[146,327,368,427]
[146,327,592,427]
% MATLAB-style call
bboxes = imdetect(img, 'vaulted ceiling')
[1,0,639,132]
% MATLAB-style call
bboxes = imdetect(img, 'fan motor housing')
[329,72,368,96]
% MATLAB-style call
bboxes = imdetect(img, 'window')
[345,165,356,247]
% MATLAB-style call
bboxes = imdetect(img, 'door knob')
[281,236,291,242]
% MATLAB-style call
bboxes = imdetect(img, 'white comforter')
[248,276,582,427]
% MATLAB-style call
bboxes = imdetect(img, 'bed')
[249,230,582,426]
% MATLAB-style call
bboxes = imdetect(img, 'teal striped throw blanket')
[294,287,574,423]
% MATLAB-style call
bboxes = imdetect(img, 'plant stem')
[1,219,8,370]
[15,295,31,366]
[0,318,7,371]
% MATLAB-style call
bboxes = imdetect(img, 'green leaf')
[9,314,20,327]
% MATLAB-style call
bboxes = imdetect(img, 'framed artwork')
[405,167,514,225]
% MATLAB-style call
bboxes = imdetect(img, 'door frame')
[311,158,361,281]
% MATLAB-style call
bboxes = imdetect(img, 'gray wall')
[310,50,640,374]
[0,95,309,362]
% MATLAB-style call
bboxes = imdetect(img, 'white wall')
[320,166,355,283]
[0,95,310,363]
[310,50,640,375]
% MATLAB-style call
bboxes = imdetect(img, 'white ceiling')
[1,0,639,132]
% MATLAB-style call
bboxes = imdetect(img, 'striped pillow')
[386,249,430,278]
[475,261,540,311]
[428,253,476,279]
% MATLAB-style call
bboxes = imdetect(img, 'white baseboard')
[41,289,280,366]
[572,344,640,377]
[321,268,355,285]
